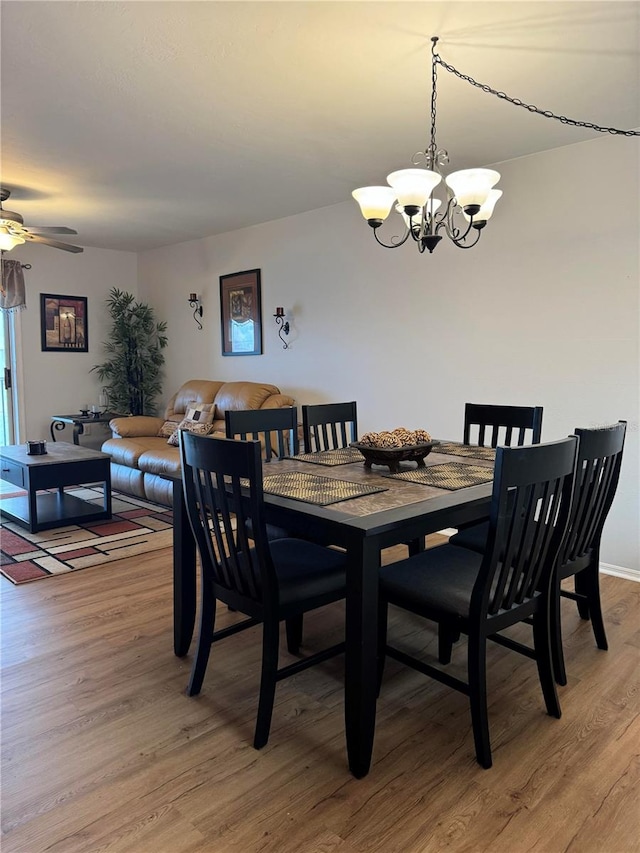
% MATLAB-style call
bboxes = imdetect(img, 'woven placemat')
[433,442,496,461]
[292,447,364,466]
[384,462,493,491]
[262,471,387,506]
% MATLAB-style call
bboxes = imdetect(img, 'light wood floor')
[1,542,639,853]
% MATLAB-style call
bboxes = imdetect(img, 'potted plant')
[92,287,168,415]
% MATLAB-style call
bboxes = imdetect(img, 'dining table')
[169,442,494,778]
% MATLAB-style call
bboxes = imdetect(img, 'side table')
[50,412,120,445]
[0,442,112,532]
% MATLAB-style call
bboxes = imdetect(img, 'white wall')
[138,135,639,570]
[7,244,137,447]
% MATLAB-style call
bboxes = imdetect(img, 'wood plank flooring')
[1,542,639,853]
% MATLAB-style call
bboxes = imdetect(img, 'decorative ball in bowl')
[352,428,438,473]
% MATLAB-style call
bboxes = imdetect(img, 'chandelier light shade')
[444,169,501,214]
[352,36,639,255]
[463,189,503,226]
[351,186,397,225]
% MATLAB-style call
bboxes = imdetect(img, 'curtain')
[0,258,26,312]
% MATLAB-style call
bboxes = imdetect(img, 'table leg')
[172,477,196,656]
[345,537,380,778]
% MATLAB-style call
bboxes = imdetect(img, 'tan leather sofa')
[102,379,295,505]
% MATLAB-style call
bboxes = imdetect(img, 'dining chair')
[463,403,543,448]
[180,431,346,749]
[449,421,627,685]
[225,406,299,461]
[225,406,299,545]
[301,401,358,452]
[377,436,578,769]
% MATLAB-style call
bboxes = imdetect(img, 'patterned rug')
[0,488,173,585]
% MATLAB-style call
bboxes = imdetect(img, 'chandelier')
[352,36,639,254]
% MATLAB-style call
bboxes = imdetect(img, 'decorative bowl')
[350,441,439,474]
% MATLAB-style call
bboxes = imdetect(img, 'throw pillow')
[184,403,215,424]
[158,420,180,438]
[167,419,214,447]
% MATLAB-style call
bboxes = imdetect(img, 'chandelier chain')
[434,53,640,137]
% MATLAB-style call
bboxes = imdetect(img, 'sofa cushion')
[167,419,214,447]
[158,420,179,438]
[102,436,170,467]
[184,403,215,423]
[165,380,226,420]
[214,381,282,415]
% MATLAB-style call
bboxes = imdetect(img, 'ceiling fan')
[0,188,83,253]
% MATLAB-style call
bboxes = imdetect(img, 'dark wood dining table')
[169,445,493,778]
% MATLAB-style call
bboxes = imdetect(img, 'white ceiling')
[1,1,638,253]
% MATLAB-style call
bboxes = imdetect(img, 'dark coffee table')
[0,442,111,532]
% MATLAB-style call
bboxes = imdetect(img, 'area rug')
[0,488,173,585]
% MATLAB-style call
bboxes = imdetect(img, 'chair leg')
[438,622,460,665]
[377,600,389,697]
[550,580,568,687]
[574,571,591,620]
[187,586,216,697]
[285,615,304,654]
[532,610,561,719]
[254,618,280,749]
[467,633,492,769]
[583,559,608,651]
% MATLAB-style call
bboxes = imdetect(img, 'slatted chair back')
[225,406,299,462]
[464,403,543,448]
[180,432,276,613]
[302,401,358,452]
[559,421,626,568]
[474,437,578,619]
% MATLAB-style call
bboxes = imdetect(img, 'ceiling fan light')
[387,169,441,209]
[352,186,397,223]
[445,168,500,212]
[0,227,25,251]
[463,189,503,224]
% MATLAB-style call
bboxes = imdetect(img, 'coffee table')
[0,442,112,533]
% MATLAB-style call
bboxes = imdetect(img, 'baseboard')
[600,563,640,582]
[438,528,458,537]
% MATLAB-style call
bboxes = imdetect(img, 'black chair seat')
[270,538,347,608]
[380,545,482,619]
[448,522,489,554]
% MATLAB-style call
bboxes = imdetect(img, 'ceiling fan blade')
[26,226,78,235]
[23,233,84,253]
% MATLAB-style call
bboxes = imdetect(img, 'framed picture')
[40,293,88,352]
[219,269,262,356]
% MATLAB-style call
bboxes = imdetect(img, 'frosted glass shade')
[386,169,441,209]
[463,189,503,223]
[0,228,25,251]
[445,169,500,210]
[352,186,397,222]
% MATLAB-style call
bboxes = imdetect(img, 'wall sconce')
[188,293,203,330]
[274,306,290,349]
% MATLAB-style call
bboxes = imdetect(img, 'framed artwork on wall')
[219,269,263,356]
[40,293,88,352]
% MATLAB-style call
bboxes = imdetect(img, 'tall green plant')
[92,288,168,415]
